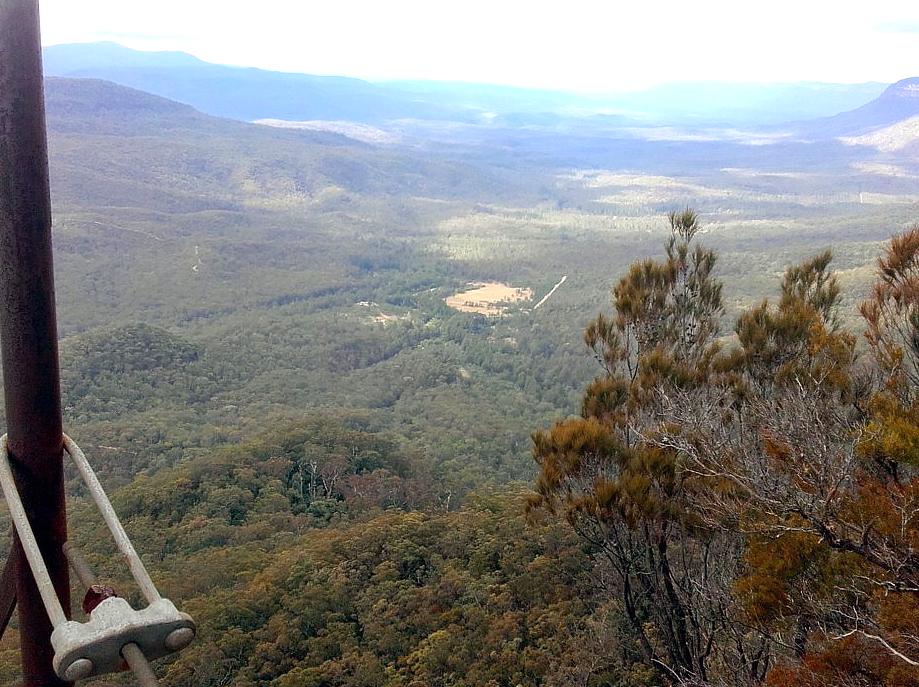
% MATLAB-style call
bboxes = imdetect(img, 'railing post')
[0,1,72,685]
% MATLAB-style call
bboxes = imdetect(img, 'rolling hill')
[43,77,534,213]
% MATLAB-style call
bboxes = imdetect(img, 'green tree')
[530,211,766,686]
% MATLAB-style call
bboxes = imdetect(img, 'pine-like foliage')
[532,215,919,687]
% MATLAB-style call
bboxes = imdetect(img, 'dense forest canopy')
[0,63,917,686]
[2,213,912,687]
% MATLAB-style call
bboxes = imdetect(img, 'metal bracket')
[0,434,196,681]
[52,597,193,680]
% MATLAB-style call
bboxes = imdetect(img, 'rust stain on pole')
[0,1,71,685]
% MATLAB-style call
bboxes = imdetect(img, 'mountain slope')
[841,114,919,152]
[42,40,206,73]
[801,77,919,137]
[43,77,530,211]
[45,76,218,135]
[43,43,464,124]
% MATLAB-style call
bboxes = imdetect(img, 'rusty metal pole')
[0,1,71,685]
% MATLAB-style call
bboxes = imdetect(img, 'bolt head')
[63,658,95,681]
[165,627,195,651]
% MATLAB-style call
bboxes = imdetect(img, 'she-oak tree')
[531,211,919,687]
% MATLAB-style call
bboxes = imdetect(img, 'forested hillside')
[0,73,915,686]
[9,220,912,687]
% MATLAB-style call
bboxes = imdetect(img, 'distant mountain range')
[42,76,541,213]
[799,77,919,136]
[42,42,464,124]
[43,42,898,129]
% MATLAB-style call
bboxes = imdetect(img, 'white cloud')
[38,0,919,90]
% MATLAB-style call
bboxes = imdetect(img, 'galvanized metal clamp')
[0,434,196,683]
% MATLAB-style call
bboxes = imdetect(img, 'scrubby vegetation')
[531,214,919,686]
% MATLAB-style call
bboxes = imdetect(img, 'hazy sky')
[39,0,919,91]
